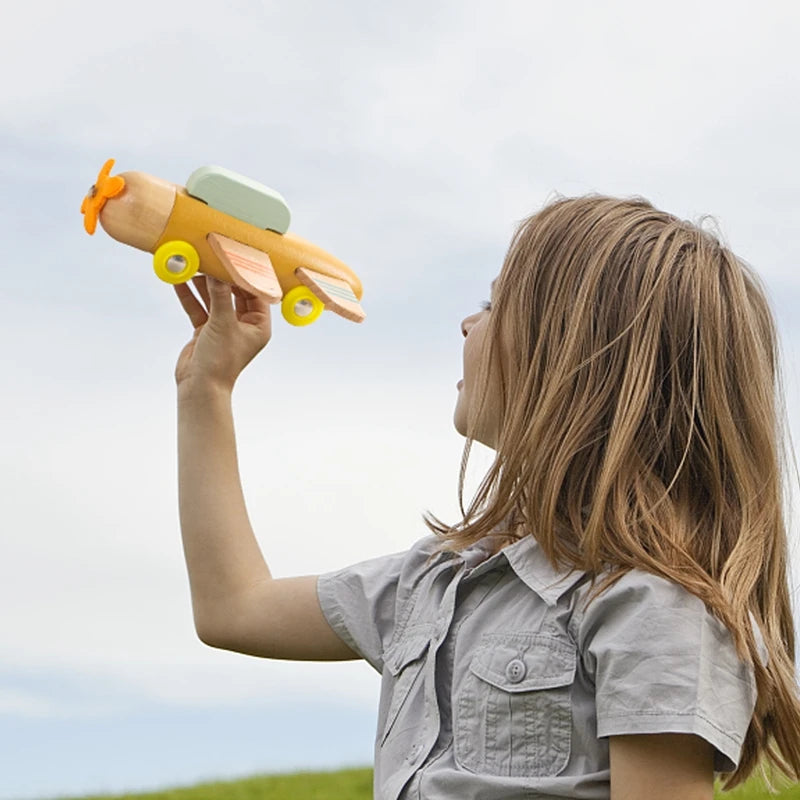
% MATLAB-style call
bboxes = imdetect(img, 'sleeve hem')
[597,712,742,773]
[316,574,371,665]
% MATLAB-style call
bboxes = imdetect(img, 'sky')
[1,1,799,798]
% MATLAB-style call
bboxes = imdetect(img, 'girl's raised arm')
[174,275,357,661]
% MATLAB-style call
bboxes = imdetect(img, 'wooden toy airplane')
[81,159,365,327]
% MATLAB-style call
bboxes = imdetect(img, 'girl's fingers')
[234,287,257,317]
[177,274,267,330]
[234,289,271,323]
[174,282,208,329]
[206,275,236,320]
[234,289,245,317]
[191,275,211,310]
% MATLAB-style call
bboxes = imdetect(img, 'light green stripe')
[316,280,358,302]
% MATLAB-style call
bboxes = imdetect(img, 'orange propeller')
[81,158,125,235]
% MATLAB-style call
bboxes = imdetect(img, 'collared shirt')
[317,535,761,800]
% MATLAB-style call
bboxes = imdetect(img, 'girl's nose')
[461,311,479,338]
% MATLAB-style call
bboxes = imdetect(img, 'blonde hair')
[425,194,800,789]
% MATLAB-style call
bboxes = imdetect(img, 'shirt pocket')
[454,633,576,778]
[380,633,430,746]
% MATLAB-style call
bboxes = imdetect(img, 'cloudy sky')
[2,1,799,798]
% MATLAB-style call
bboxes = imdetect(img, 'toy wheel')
[153,240,200,284]
[281,285,324,326]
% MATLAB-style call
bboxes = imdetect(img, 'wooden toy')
[81,159,365,326]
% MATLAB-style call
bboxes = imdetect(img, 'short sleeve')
[316,538,440,674]
[575,570,758,773]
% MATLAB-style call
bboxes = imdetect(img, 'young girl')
[172,194,800,799]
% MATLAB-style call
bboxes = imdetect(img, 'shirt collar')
[502,536,587,606]
[461,535,586,607]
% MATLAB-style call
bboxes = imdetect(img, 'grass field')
[51,766,800,800]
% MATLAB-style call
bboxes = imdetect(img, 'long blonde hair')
[425,194,800,789]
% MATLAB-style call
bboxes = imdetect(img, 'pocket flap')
[470,633,576,693]
[384,634,430,677]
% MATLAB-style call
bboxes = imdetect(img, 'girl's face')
[453,280,504,448]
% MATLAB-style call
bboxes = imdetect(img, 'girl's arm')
[609,733,714,800]
[174,275,357,661]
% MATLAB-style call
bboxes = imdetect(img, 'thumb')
[206,276,235,320]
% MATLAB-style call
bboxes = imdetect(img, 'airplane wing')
[296,267,366,323]
[207,233,283,302]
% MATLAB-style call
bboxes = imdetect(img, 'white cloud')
[2,1,800,794]
[0,330,476,710]
[0,688,56,718]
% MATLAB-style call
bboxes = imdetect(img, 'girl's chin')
[453,405,467,437]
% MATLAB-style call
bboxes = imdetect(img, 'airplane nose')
[96,170,178,252]
[80,159,125,235]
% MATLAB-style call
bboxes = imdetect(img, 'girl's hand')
[174,275,272,392]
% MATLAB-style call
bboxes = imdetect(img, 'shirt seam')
[599,709,744,746]
[390,560,457,651]
[315,574,370,665]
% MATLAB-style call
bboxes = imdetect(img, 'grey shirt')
[317,534,762,800]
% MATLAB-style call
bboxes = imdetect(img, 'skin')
[174,275,353,661]
[174,275,715,797]
[453,279,504,448]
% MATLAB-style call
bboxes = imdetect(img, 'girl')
[173,194,800,800]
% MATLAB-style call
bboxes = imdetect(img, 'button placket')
[432,563,462,645]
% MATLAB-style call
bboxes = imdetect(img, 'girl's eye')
[480,300,492,312]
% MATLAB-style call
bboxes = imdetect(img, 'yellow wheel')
[153,240,200,284]
[281,285,324,326]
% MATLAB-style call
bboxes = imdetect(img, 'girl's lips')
[457,379,463,389]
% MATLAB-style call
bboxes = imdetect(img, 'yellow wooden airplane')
[81,159,365,326]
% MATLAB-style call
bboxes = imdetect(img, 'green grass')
[714,769,800,799]
[53,768,374,800]
[49,766,800,800]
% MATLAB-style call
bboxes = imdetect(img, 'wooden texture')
[99,171,178,252]
[152,189,363,304]
[207,233,283,302]
[96,169,364,323]
[296,266,366,323]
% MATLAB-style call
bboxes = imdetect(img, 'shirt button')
[506,658,527,683]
